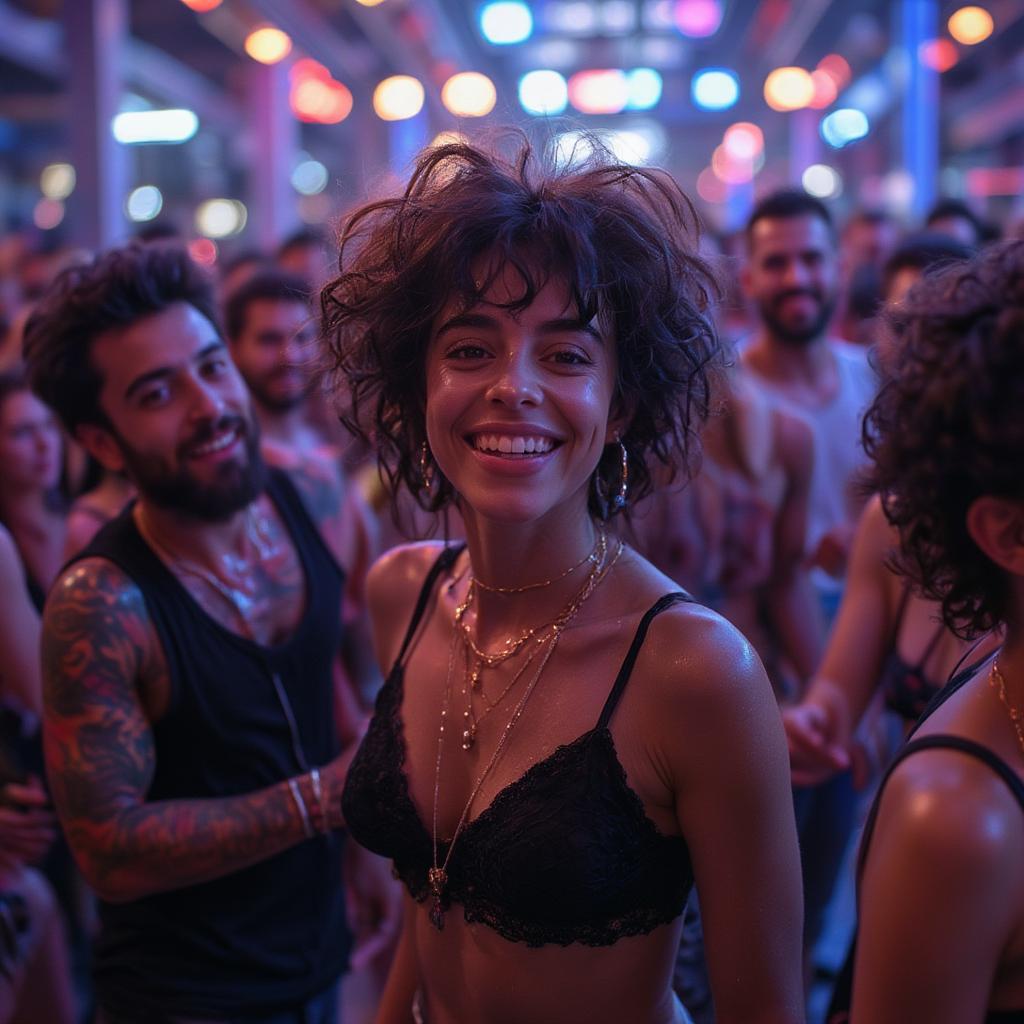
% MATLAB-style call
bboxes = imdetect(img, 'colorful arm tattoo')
[41,558,310,903]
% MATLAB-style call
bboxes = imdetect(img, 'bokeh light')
[711,144,754,185]
[40,163,76,200]
[180,0,222,11]
[673,0,722,38]
[244,26,293,65]
[764,67,815,111]
[821,107,870,148]
[696,166,728,204]
[568,69,629,114]
[625,68,663,110]
[947,6,994,45]
[125,185,164,221]
[373,75,425,120]
[441,71,497,117]
[723,122,764,161]
[809,69,838,109]
[112,109,199,144]
[919,38,959,71]
[33,198,64,230]
[802,164,842,199]
[188,238,218,266]
[289,60,353,124]
[290,159,329,196]
[817,54,851,91]
[518,69,568,115]
[691,68,739,110]
[480,1,533,44]
[196,199,247,238]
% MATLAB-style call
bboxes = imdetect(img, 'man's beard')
[758,288,837,347]
[248,368,314,414]
[114,413,267,522]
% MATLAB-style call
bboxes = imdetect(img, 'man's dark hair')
[924,198,986,242]
[746,188,834,245]
[882,231,974,299]
[865,240,1024,636]
[277,227,326,259]
[322,136,722,519]
[22,244,220,435]
[224,270,311,341]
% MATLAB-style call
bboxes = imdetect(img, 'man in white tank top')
[740,189,877,611]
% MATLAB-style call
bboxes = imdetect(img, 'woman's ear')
[966,496,1024,578]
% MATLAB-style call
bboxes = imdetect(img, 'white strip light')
[112,109,199,144]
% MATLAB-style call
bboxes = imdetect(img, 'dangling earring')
[612,439,628,511]
[419,442,435,495]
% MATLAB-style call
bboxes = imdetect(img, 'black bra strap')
[597,592,694,730]
[395,545,466,666]
[858,732,1024,884]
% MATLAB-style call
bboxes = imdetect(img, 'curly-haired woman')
[844,241,1024,1023]
[328,138,803,1024]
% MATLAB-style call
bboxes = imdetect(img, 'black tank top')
[74,469,350,1019]
[878,588,946,723]
[829,656,1024,1023]
[343,545,694,947]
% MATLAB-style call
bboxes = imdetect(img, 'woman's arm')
[783,495,898,786]
[852,751,1022,1023]
[660,609,805,1023]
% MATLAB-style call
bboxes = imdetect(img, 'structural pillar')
[790,108,821,185]
[897,0,939,221]
[247,62,300,252]
[64,0,127,249]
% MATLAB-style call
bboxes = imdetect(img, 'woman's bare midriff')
[412,908,687,1024]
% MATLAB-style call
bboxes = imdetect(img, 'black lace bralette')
[342,545,695,948]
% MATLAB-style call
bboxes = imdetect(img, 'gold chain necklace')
[428,539,623,929]
[471,529,605,594]
[988,659,1024,756]
[455,530,609,671]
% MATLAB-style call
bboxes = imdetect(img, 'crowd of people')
[0,135,1021,1024]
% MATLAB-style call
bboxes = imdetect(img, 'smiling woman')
[327,136,805,1024]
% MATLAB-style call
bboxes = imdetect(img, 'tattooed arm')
[42,557,327,904]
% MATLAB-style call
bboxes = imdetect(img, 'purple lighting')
[674,0,722,38]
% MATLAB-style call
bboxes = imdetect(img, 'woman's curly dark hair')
[865,240,1024,637]
[320,135,722,518]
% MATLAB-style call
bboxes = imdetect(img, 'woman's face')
[0,389,63,494]
[424,266,619,526]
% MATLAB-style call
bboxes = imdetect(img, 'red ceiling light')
[289,59,353,124]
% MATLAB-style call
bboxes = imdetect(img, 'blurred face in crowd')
[229,298,316,413]
[0,389,62,495]
[928,214,980,248]
[82,302,265,521]
[744,214,840,347]
[843,216,898,270]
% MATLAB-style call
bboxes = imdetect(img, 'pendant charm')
[470,663,481,691]
[428,866,447,930]
[461,726,476,751]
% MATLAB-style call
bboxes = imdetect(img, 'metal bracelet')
[288,777,315,839]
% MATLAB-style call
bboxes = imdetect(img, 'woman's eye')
[447,344,488,360]
[551,349,591,365]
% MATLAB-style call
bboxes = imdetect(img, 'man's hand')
[783,703,851,788]
[344,844,403,973]
[807,523,857,579]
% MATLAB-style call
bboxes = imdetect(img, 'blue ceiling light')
[820,108,870,148]
[691,68,739,111]
[480,1,534,44]
[518,69,569,115]
[625,68,663,110]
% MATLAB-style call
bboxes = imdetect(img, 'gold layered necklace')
[427,534,623,931]
[988,658,1024,756]
[454,529,608,750]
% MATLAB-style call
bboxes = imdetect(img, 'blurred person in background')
[62,465,135,561]
[0,371,65,612]
[0,524,76,1024]
[924,197,993,248]
[277,227,330,291]
[226,268,381,705]
[835,241,1024,1024]
[739,188,878,970]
